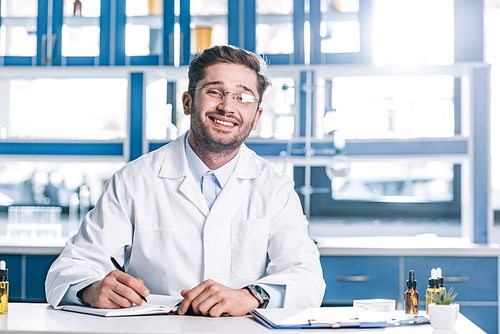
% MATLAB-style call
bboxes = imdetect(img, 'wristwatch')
[245,284,270,309]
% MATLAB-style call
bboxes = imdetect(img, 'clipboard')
[250,307,429,329]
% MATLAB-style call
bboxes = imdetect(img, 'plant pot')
[428,303,460,329]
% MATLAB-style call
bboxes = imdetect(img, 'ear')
[252,107,264,131]
[182,91,192,116]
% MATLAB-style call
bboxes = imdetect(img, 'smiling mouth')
[211,117,236,127]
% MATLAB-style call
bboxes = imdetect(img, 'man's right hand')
[80,270,150,309]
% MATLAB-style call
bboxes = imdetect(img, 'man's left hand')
[177,279,259,317]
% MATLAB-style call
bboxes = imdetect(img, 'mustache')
[205,110,242,124]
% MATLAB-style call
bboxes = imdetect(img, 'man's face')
[182,63,263,154]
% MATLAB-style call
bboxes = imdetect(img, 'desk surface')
[0,303,487,334]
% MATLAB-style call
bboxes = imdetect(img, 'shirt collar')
[184,132,240,188]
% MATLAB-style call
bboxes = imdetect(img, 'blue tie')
[201,171,218,210]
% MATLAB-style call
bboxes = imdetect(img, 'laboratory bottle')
[0,260,8,313]
[405,270,419,315]
[74,0,82,16]
[79,181,90,221]
[425,268,439,314]
[436,267,446,293]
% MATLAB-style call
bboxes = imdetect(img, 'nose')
[218,91,237,111]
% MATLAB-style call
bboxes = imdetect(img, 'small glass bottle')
[436,267,446,293]
[74,0,82,17]
[0,260,8,314]
[425,268,440,314]
[405,270,419,314]
[79,181,90,222]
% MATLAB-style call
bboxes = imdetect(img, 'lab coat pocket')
[231,219,270,280]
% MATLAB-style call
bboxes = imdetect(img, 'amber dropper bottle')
[405,270,419,315]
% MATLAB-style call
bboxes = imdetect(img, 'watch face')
[248,285,269,308]
[255,285,268,298]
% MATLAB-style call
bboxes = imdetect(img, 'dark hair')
[188,45,271,103]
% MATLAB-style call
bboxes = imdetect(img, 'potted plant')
[428,288,460,329]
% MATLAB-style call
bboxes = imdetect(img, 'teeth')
[214,118,235,126]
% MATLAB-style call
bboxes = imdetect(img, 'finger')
[178,282,210,315]
[207,299,228,318]
[98,273,137,307]
[177,290,191,315]
[109,280,143,307]
[113,270,150,301]
[105,290,135,308]
[195,293,224,316]
[189,282,223,315]
[83,280,128,309]
[103,271,148,307]
[93,294,124,309]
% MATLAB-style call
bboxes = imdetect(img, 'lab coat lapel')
[158,132,209,216]
[179,174,209,216]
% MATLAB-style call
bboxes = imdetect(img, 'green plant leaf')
[431,287,458,305]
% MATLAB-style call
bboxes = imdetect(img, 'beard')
[189,103,257,155]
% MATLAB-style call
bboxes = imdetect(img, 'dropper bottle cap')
[428,268,438,288]
[406,270,417,289]
[0,260,7,281]
[436,267,444,288]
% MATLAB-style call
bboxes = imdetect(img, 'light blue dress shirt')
[60,133,284,308]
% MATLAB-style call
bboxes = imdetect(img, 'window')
[0,0,38,57]
[0,78,127,140]
[256,0,294,55]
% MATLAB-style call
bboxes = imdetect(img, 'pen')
[110,256,148,303]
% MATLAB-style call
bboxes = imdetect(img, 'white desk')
[0,303,486,334]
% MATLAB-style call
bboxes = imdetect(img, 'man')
[45,45,325,317]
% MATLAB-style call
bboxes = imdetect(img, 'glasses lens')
[202,86,257,107]
[239,92,256,103]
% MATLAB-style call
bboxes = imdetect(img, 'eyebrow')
[202,81,257,97]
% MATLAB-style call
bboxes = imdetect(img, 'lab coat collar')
[158,131,262,181]
[157,131,262,216]
[184,133,240,190]
[157,133,189,178]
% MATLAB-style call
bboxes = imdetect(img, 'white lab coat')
[45,132,325,308]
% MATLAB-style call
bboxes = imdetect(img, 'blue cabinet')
[0,254,22,300]
[405,256,498,334]
[404,256,498,303]
[321,255,498,334]
[0,253,58,302]
[25,255,59,302]
[321,256,399,302]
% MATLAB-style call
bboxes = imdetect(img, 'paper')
[61,294,183,317]
[251,307,429,329]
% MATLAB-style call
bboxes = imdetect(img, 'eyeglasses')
[190,84,260,108]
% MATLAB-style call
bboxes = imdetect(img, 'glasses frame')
[189,84,261,109]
